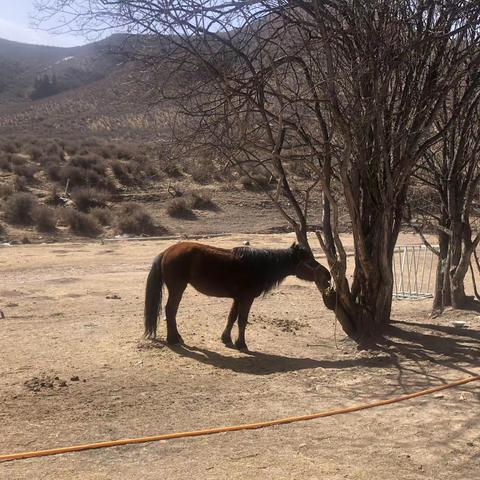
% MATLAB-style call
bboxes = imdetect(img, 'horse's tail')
[144,253,164,339]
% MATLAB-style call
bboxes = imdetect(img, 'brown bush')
[13,175,29,192]
[71,187,108,212]
[71,154,106,174]
[188,160,216,184]
[2,141,18,154]
[90,207,113,226]
[189,190,217,210]
[0,184,14,198]
[0,154,12,172]
[12,163,38,179]
[28,146,44,162]
[115,203,156,235]
[33,205,57,232]
[4,192,38,224]
[111,160,134,185]
[240,173,272,191]
[46,162,62,181]
[166,198,196,219]
[45,143,64,160]
[58,165,87,187]
[63,209,102,237]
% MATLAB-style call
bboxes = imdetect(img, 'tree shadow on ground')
[149,339,393,375]
[377,319,480,388]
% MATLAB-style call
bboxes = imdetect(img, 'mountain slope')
[0,36,122,104]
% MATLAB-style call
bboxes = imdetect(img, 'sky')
[0,0,87,47]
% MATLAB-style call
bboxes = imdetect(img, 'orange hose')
[1,373,478,462]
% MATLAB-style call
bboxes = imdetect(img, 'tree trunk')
[432,230,449,314]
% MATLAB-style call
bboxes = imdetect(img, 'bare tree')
[35,1,480,341]
[410,87,480,313]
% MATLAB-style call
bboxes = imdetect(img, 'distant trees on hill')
[30,74,61,100]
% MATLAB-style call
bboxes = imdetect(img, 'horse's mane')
[232,246,297,294]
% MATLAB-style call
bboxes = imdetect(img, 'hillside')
[0,36,325,244]
[0,36,123,105]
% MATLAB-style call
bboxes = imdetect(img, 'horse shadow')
[150,340,393,375]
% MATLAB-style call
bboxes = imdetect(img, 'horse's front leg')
[221,299,238,347]
[235,298,254,351]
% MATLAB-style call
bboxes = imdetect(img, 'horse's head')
[290,242,331,286]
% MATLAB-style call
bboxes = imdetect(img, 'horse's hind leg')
[165,283,186,345]
[221,300,238,346]
[235,298,254,351]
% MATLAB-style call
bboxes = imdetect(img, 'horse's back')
[161,242,250,297]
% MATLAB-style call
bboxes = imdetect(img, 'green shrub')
[115,203,156,235]
[4,192,38,224]
[63,209,102,237]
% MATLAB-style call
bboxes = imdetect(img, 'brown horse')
[144,241,330,350]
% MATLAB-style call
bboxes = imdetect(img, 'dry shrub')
[240,173,272,191]
[189,190,217,210]
[28,146,44,162]
[45,143,64,160]
[115,203,156,235]
[2,141,18,154]
[0,184,14,198]
[13,175,29,192]
[33,205,57,232]
[57,165,114,191]
[71,187,108,212]
[12,163,38,179]
[188,160,216,184]
[162,163,183,178]
[90,207,113,226]
[58,165,87,187]
[39,154,63,167]
[0,154,12,172]
[64,141,80,155]
[46,162,62,181]
[0,222,6,238]
[4,192,38,224]
[71,154,106,174]
[63,209,102,237]
[167,198,195,218]
[111,160,134,185]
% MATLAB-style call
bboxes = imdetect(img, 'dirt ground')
[1,233,479,479]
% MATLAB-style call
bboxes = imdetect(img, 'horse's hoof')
[221,335,233,346]
[234,341,248,351]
